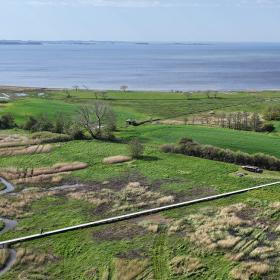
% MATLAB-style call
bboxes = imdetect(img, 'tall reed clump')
[0,249,9,269]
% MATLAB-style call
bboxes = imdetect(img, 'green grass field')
[1,90,280,279]
[121,124,280,157]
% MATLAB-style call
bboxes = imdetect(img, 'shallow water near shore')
[0,42,280,91]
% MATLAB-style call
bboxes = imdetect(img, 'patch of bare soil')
[117,249,146,259]
[157,119,185,125]
[68,181,175,217]
[92,221,146,242]
[179,186,217,201]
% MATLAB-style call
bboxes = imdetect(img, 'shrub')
[40,134,72,144]
[0,113,16,129]
[128,139,144,159]
[35,115,54,132]
[31,131,72,143]
[160,144,176,153]
[23,115,53,132]
[262,123,275,133]
[23,116,38,131]
[163,137,280,171]
[101,127,116,141]
[67,124,86,140]
[53,114,66,134]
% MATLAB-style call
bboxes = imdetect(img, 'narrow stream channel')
[0,179,84,276]
[0,177,17,276]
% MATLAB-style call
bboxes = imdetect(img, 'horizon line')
[1,39,280,44]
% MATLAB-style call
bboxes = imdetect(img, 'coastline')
[0,85,279,93]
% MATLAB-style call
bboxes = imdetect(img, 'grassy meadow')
[0,89,280,279]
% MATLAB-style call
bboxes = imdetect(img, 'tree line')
[0,101,117,141]
[263,105,280,121]
[161,138,280,171]
[191,111,274,132]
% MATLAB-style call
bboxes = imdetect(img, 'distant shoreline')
[0,85,279,93]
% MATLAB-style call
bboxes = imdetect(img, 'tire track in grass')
[152,233,170,280]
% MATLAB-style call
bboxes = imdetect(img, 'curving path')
[0,177,17,276]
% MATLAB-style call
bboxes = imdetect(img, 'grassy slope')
[3,90,280,123]
[1,90,280,279]
[121,125,280,157]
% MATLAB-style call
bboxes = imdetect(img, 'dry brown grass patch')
[170,256,203,276]
[16,248,56,266]
[0,145,52,156]
[0,249,9,268]
[112,258,150,280]
[217,236,241,249]
[166,202,280,279]
[68,181,175,215]
[230,262,271,280]
[0,162,88,184]
[103,155,131,164]
[0,189,58,218]
[0,135,29,147]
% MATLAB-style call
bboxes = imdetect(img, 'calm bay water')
[0,42,280,91]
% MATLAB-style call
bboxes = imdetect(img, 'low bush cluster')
[0,103,117,141]
[161,137,280,171]
[0,113,16,129]
[36,133,72,144]
[128,139,144,159]
[23,114,83,138]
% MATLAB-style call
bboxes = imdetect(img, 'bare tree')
[64,89,71,98]
[192,116,196,125]
[227,113,233,129]
[94,92,99,100]
[101,91,107,100]
[242,111,249,130]
[73,85,79,92]
[77,102,115,139]
[120,85,128,92]
[250,112,262,131]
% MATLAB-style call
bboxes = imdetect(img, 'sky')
[0,0,280,42]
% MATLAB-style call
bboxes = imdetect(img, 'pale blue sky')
[1,0,280,42]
